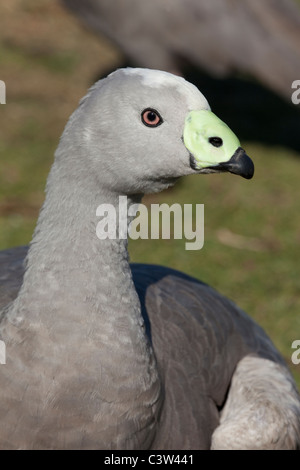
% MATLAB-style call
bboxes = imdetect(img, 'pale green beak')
[183,110,254,179]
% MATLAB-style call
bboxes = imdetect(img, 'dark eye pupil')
[147,112,157,121]
[209,137,223,147]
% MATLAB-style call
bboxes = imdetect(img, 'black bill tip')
[215,147,254,179]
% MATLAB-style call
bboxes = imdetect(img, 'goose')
[61,0,300,100]
[0,68,299,450]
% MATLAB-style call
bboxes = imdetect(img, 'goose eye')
[209,136,223,147]
[141,108,163,127]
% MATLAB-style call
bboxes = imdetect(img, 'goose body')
[61,0,300,100]
[0,68,299,449]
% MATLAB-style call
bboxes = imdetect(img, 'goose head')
[59,68,254,195]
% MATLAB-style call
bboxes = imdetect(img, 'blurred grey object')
[61,0,300,101]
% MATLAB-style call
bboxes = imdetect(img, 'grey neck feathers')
[7,143,160,407]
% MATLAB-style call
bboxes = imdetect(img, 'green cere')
[183,110,240,169]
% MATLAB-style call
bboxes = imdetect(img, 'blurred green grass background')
[0,0,300,388]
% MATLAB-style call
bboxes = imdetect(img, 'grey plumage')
[0,68,299,449]
[61,0,300,100]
